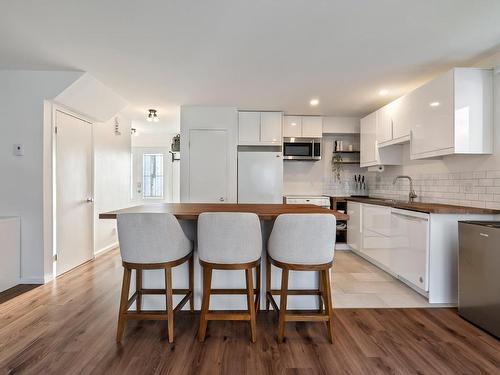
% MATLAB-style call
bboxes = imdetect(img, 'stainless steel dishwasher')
[458,221,500,338]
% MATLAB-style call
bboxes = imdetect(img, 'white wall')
[180,106,238,202]
[367,52,500,208]
[0,70,82,283]
[283,117,363,196]
[93,113,132,255]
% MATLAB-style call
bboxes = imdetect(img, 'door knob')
[86,197,94,203]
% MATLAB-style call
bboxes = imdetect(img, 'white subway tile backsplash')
[366,169,500,210]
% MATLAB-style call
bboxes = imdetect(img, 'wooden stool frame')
[198,258,261,343]
[265,255,334,343]
[116,252,194,343]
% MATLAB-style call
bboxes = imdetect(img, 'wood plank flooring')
[0,250,498,375]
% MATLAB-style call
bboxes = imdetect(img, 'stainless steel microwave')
[283,137,321,160]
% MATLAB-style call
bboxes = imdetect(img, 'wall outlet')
[13,144,24,156]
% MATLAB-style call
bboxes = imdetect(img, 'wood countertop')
[346,197,500,215]
[99,203,349,221]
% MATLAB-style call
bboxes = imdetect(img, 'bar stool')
[266,214,336,343]
[116,213,194,343]
[197,212,262,343]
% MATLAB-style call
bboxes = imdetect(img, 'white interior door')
[189,129,228,202]
[56,110,94,276]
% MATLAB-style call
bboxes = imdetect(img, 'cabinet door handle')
[391,211,428,221]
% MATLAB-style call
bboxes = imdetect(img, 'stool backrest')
[268,214,336,265]
[117,213,191,264]
[197,212,262,264]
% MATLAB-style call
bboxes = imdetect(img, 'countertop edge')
[345,197,500,215]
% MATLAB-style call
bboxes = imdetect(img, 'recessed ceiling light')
[310,99,319,106]
[430,101,440,107]
[379,89,389,96]
[291,122,297,126]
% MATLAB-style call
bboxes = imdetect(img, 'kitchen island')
[100,203,347,311]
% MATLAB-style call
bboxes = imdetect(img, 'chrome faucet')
[393,175,417,203]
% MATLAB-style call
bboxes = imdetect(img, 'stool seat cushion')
[117,213,193,264]
[197,212,262,264]
[268,214,336,265]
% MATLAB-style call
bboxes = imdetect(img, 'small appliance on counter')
[458,221,500,338]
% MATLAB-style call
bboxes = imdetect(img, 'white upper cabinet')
[283,115,302,137]
[238,111,282,145]
[260,112,282,143]
[377,96,410,147]
[367,67,492,160]
[302,116,323,137]
[283,115,322,138]
[376,103,393,144]
[361,111,403,168]
[360,112,378,166]
[410,68,492,159]
[238,111,261,144]
[391,95,411,141]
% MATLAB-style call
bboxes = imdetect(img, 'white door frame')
[51,104,95,277]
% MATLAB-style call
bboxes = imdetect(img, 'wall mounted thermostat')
[13,144,24,156]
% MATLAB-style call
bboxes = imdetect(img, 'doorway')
[55,110,94,276]
[132,147,173,203]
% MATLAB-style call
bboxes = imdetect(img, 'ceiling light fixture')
[147,109,159,122]
[429,101,440,107]
[379,89,389,96]
[310,98,319,106]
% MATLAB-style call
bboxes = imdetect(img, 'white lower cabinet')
[361,204,392,269]
[359,204,429,294]
[390,209,429,292]
[347,202,361,251]
[350,201,497,304]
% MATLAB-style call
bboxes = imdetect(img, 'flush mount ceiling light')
[146,109,159,122]
[310,98,319,106]
[379,89,389,96]
[429,101,440,107]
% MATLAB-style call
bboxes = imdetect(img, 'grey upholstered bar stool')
[116,213,194,343]
[266,214,336,343]
[197,212,262,343]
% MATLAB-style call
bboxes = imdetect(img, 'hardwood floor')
[0,250,498,375]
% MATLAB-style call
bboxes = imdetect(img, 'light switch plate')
[13,144,24,156]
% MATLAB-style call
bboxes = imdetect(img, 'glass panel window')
[143,154,164,199]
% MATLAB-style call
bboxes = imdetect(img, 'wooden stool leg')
[265,256,271,311]
[188,254,194,312]
[277,268,289,343]
[198,266,212,342]
[165,267,174,343]
[318,270,323,313]
[322,268,334,343]
[116,267,132,342]
[136,269,142,312]
[246,268,257,343]
[255,262,261,313]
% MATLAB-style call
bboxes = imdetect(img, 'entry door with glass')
[132,147,169,202]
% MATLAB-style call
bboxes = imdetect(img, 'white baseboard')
[335,243,351,251]
[95,242,119,257]
[19,277,44,284]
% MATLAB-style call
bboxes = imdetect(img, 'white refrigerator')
[238,149,283,203]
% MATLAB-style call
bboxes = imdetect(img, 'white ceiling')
[1,0,500,119]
